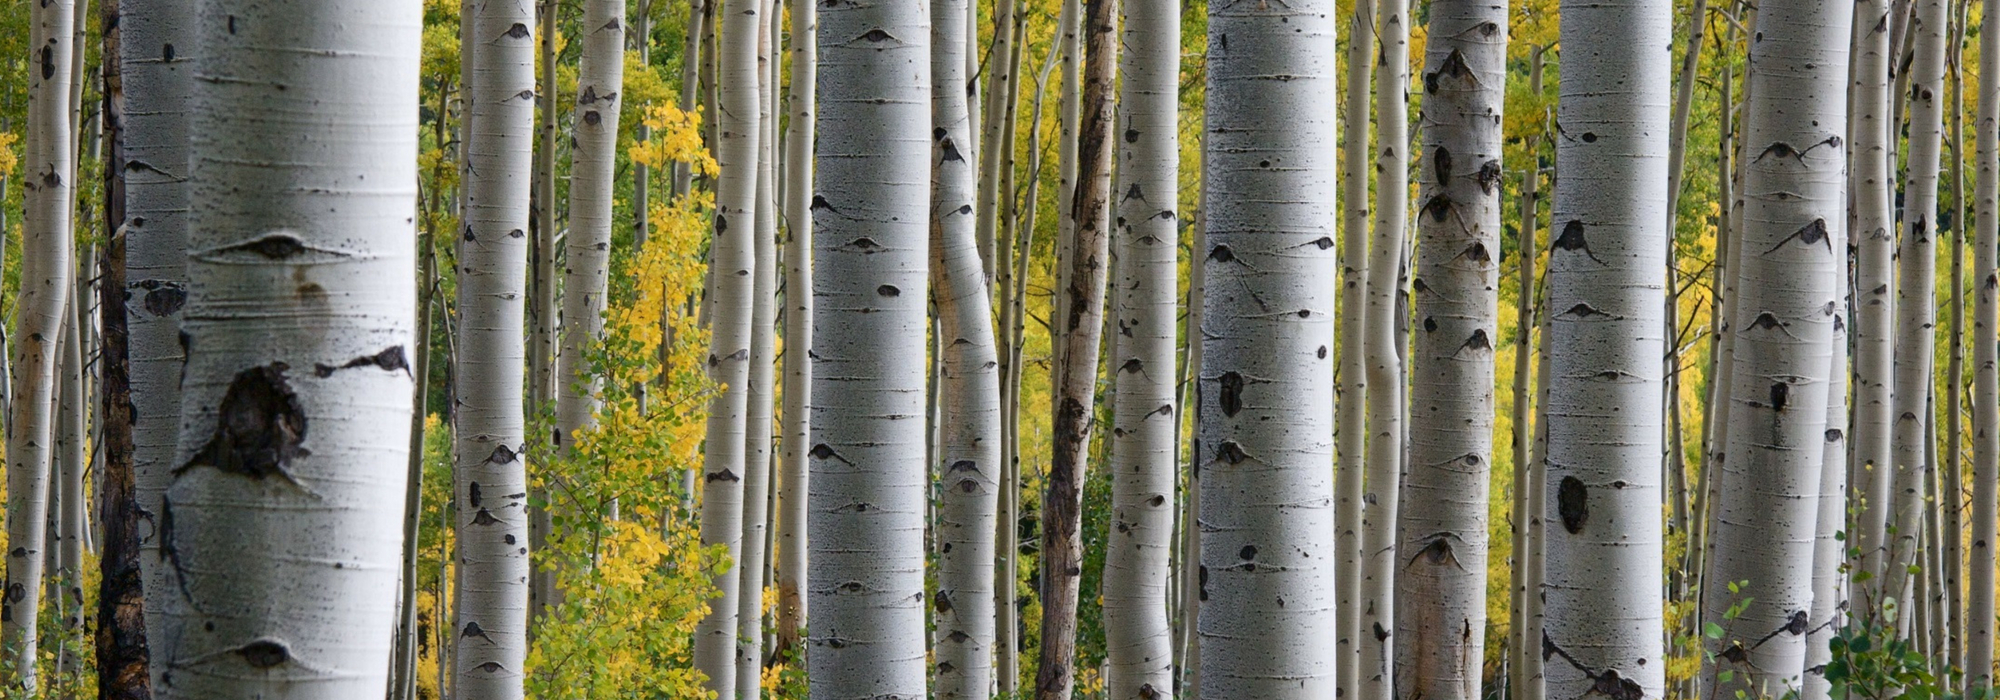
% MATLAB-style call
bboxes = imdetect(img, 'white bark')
[1396,3,1505,698]
[1196,0,1339,693]
[697,0,763,688]
[1541,2,1671,700]
[1700,1,1849,695]
[1334,2,1373,697]
[806,0,930,692]
[773,0,816,654]
[1806,144,1854,700]
[120,0,194,686]
[1851,0,1899,597]
[1102,0,1177,694]
[2,0,76,688]
[52,285,85,691]
[1359,0,1408,695]
[452,0,536,695]
[1968,0,2000,684]
[553,0,626,481]
[159,0,419,694]
[735,6,779,696]
[1883,0,1948,616]
[929,0,1001,693]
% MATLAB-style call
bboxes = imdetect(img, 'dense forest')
[0,0,1984,698]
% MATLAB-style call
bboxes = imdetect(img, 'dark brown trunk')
[1033,0,1116,696]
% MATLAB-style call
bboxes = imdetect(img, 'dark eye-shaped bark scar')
[809,443,855,466]
[194,233,354,265]
[1455,329,1494,357]
[1123,183,1146,202]
[1557,302,1621,321]
[1744,311,1803,340]
[1765,218,1833,254]
[175,363,317,497]
[1423,49,1473,94]
[315,345,412,378]
[939,136,965,163]
[854,28,901,45]
[135,279,188,317]
[1557,476,1588,533]
[1753,135,1843,164]
[1552,221,1606,264]
[1404,531,1470,572]
[1543,632,1647,700]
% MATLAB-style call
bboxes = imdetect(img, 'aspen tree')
[773,0,816,658]
[1700,0,1849,694]
[1334,1,1373,697]
[1541,3,1671,700]
[806,0,929,692]
[1397,3,1506,697]
[1359,0,1409,694]
[1197,0,1340,692]
[1884,0,1950,618]
[1101,0,1177,692]
[452,0,536,695]
[3,0,76,687]
[734,7,780,697]
[696,0,763,688]
[1852,0,1899,595]
[1969,0,2000,685]
[930,0,1002,691]
[119,0,191,686]
[553,0,626,490]
[158,0,420,694]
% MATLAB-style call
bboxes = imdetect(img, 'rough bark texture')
[1034,0,1115,696]
[697,0,763,689]
[1360,0,1410,696]
[97,5,150,690]
[772,0,815,660]
[1395,3,1507,698]
[1101,0,1177,693]
[806,0,930,691]
[158,0,420,694]
[1852,0,1899,596]
[1970,0,2000,683]
[1699,1,1849,695]
[1334,2,1373,697]
[930,0,1002,692]
[1884,0,1949,617]
[3,0,76,688]
[1541,2,1671,700]
[1196,0,1340,692]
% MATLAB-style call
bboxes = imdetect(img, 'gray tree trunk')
[773,0,816,661]
[1360,0,1410,696]
[1968,0,2000,685]
[1851,0,1899,599]
[1334,2,1373,698]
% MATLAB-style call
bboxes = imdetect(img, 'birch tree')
[451,0,536,695]
[3,0,76,687]
[1699,2,1849,695]
[1334,2,1374,697]
[1359,0,1409,695]
[1196,0,1340,693]
[930,0,1002,692]
[696,0,763,688]
[1884,0,1949,617]
[156,0,420,694]
[773,0,816,659]
[1540,3,1671,700]
[735,8,779,696]
[1101,0,1178,693]
[120,0,192,686]
[1396,3,1506,697]
[1968,0,2000,687]
[1851,0,1898,595]
[806,0,929,693]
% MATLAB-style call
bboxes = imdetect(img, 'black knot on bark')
[180,363,311,483]
[1558,476,1589,534]
[236,639,292,669]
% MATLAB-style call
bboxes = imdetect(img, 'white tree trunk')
[451,0,536,695]
[1396,3,1505,698]
[806,0,929,692]
[3,0,76,688]
[553,0,626,489]
[1196,0,1339,693]
[1334,2,1373,697]
[1101,0,1177,694]
[1883,0,1949,618]
[1804,195,1852,700]
[1851,0,1899,598]
[697,0,763,688]
[119,0,194,686]
[735,6,779,696]
[51,285,85,693]
[1359,0,1409,696]
[158,0,419,694]
[1700,1,1849,695]
[1541,3,1671,700]
[1968,0,2000,684]
[929,0,1001,693]
[773,0,816,656]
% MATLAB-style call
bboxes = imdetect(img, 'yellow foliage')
[0,132,17,179]
[630,103,718,178]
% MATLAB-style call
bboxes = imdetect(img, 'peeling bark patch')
[236,639,292,668]
[315,345,411,377]
[179,363,311,483]
[1558,476,1588,533]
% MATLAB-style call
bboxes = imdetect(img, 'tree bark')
[1968,0,2000,683]
[734,7,778,696]
[1359,0,1410,695]
[1699,1,1849,695]
[773,0,816,662]
[1396,3,1506,698]
[1334,0,1373,696]
[528,0,564,622]
[3,0,77,689]
[1195,0,1340,692]
[159,1,420,694]
[1541,3,1672,700]
[1033,0,1115,694]
[1852,0,1900,601]
[554,0,627,483]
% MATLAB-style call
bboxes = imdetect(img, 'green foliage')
[1825,623,1965,700]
